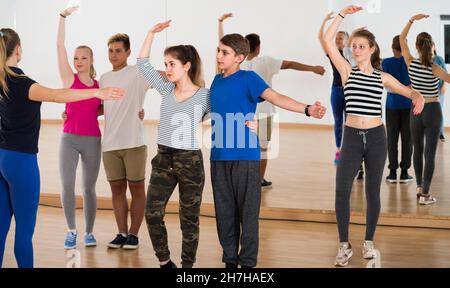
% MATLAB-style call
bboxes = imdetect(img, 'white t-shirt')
[100,65,151,152]
[241,56,283,119]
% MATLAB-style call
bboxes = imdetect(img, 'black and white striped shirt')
[344,67,384,118]
[137,58,210,150]
[408,59,440,98]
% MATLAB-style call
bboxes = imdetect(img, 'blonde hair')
[0,28,22,96]
[76,45,97,79]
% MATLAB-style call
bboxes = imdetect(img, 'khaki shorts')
[103,145,148,182]
[257,116,273,149]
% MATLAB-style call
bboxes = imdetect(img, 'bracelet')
[218,19,223,22]
[60,13,67,18]
[338,13,345,19]
[305,105,312,117]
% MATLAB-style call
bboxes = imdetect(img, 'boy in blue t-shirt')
[382,35,414,184]
[210,33,327,268]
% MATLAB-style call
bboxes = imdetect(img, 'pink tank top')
[63,74,102,137]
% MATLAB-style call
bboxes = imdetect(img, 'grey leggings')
[59,133,101,234]
[410,102,443,195]
[336,125,387,243]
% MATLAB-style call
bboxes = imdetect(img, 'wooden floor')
[3,206,450,268]
[38,122,450,222]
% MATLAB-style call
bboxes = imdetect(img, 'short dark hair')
[108,33,130,51]
[245,34,261,54]
[392,35,401,52]
[220,34,250,58]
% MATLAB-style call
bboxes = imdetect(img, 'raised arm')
[281,61,325,75]
[261,88,327,119]
[400,14,429,66]
[138,20,171,58]
[29,84,124,103]
[382,72,425,115]
[318,12,335,53]
[57,6,78,87]
[322,6,362,85]
[218,13,233,42]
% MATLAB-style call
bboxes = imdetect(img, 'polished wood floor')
[38,122,450,219]
[3,206,450,268]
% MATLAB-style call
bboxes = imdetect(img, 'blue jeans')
[0,148,40,268]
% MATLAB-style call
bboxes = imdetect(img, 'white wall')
[3,0,449,126]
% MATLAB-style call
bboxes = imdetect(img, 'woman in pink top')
[57,6,102,249]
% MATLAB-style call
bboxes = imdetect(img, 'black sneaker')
[225,263,238,268]
[123,234,139,250]
[161,260,177,269]
[108,234,128,249]
[386,169,397,183]
[399,170,413,184]
[440,134,446,142]
[261,179,272,189]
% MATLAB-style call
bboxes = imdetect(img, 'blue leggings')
[0,149,40,268]
[331,86,346,148]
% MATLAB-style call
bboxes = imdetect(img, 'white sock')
[120,233,127,238]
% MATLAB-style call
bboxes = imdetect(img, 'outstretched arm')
[433,64,450,83]
[382,72,424,115]
[29,84,124,103]
[281,61,325,75]
[57,6,79,87]
[323,6,362,85]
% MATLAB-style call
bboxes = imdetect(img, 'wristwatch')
[305,105,312,117]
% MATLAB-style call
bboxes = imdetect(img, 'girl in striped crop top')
[400,14,450,205]
[322,5,425,268]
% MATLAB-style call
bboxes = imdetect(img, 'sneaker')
[84,233,97,247]
[416,187,423,200]
[225,263,238,268]
[108,234,128,249]
[362,241,378,259]
[64,231,77,249]
[334,152,341,166]
[399,171,413,184]
[386,169,397,183]
[123,234,139,250]
[334,243,353,267]
[419,195,437,205]
[440,134,446,142]
[261,179,272,189]
[160,260,177,269]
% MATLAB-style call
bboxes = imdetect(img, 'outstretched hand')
[150,20,172,34]
[61,6,79,17]
[308,101,327,119]
[219,13,233,22]
[96,88,125,100]
[340,5,363,17]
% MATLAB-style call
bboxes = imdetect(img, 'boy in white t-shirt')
[219,13,326,188]
[99,34,151,250]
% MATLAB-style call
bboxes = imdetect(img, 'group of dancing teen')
[1,4,449,269]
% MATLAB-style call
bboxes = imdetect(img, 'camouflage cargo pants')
[145,145,205,268]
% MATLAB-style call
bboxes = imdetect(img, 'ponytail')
[416,32,434,67]
[0,28,21,96]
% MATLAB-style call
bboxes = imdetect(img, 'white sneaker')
[334,243,353,267]
[419,195,437,205]
[362,241,377,259]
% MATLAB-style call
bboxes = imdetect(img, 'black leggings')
[410,102,443,195]
[335,125,387,243]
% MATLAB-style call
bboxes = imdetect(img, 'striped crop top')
[344,67,384,118]
[408,59,440,98]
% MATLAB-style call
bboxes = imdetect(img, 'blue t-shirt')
[382,56,412,110]
[210,70,269,161]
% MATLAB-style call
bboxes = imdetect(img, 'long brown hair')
[0,28,22,96]
[416,32,434,67]
[164,45,204,87]
[352,29,382,70]
[76,45,97,79]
